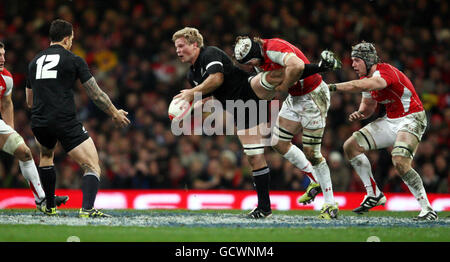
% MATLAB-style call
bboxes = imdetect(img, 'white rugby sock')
[19,160,45,201]
[349,154,380,197]
[283,145,318,183]
[314,160,335,205]
[401,169,432,211]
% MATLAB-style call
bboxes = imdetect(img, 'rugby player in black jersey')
[172,27,285,218]
[26,19,130,217]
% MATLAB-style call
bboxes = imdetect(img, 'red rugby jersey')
[260,38,322,96]
[364,63,423,118]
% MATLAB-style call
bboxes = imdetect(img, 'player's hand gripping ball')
[168,97,193,121]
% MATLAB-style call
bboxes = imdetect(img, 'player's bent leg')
[0,133,48,208]
[14,143,46,201]
[34,139,64,212]
[68,138,110,218]
[249,70,283,100]
[271,118,321,205]
[303,128,336,210]
[344,134,385,213]
[392,132,437,220]
[67,138,101,175]
[343,134,366,160]
[13,143,33,161]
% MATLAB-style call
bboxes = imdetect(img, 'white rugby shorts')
[0,119,14,135]
[278,81,330,130]
[360,110,427,149]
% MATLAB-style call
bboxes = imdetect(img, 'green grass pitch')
[0,209,449,242]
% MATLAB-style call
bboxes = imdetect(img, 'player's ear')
[62,35,70,46]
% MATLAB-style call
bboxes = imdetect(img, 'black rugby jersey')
[187,46,258,105]
[26,44,92,127]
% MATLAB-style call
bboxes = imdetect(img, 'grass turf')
[0,209,448,242]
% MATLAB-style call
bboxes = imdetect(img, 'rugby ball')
[168,97,193,121]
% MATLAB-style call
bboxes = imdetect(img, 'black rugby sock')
[38,166,56,208]
[252,167,271,212]
[81,174,99,210]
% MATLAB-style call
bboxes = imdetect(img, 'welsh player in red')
[234,36,342,219]
[328,41,437,220]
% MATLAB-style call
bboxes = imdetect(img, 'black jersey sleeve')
[25,77,31,89]
[73,55,93,84]
[202,48,224,75]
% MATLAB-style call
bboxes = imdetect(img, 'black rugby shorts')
[32,121,90,153]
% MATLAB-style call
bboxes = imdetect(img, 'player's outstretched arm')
[82,77,130,127]
[329,77,387,93]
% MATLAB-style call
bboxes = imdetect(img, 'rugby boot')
[318,203,339,219]
[298,182,321,205]
[79,208,112,218]
[247,207,272,219]
[352,193,387,214]
[36,195,69,213]
[413,209,438,221]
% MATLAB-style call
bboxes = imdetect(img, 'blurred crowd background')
[0,0,448,194]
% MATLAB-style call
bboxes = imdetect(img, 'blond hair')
[172,27,204,48]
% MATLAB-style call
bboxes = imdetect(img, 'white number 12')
[36,54,60,79]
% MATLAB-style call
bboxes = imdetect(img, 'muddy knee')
[302,129,324,165]
[392,156,411,176]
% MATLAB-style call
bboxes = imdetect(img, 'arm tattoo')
[82,77,115,115]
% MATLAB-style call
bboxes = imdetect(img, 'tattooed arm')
[82,77,130,127]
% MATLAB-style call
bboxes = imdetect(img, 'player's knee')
[343,137,364,159]
[304,152,322,166]
[246,154,266,170]
[271,125,293,154]
[303,147,323,166]
[80,161,101,176]
[392,156,411,176]
[271,140,290,155]
[2,132,25,157]
[347,129,374,155]
[14,144,33,162]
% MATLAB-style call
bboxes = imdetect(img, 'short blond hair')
[172,27,204,48]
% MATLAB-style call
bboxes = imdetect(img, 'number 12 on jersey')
[36,54,60,79]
